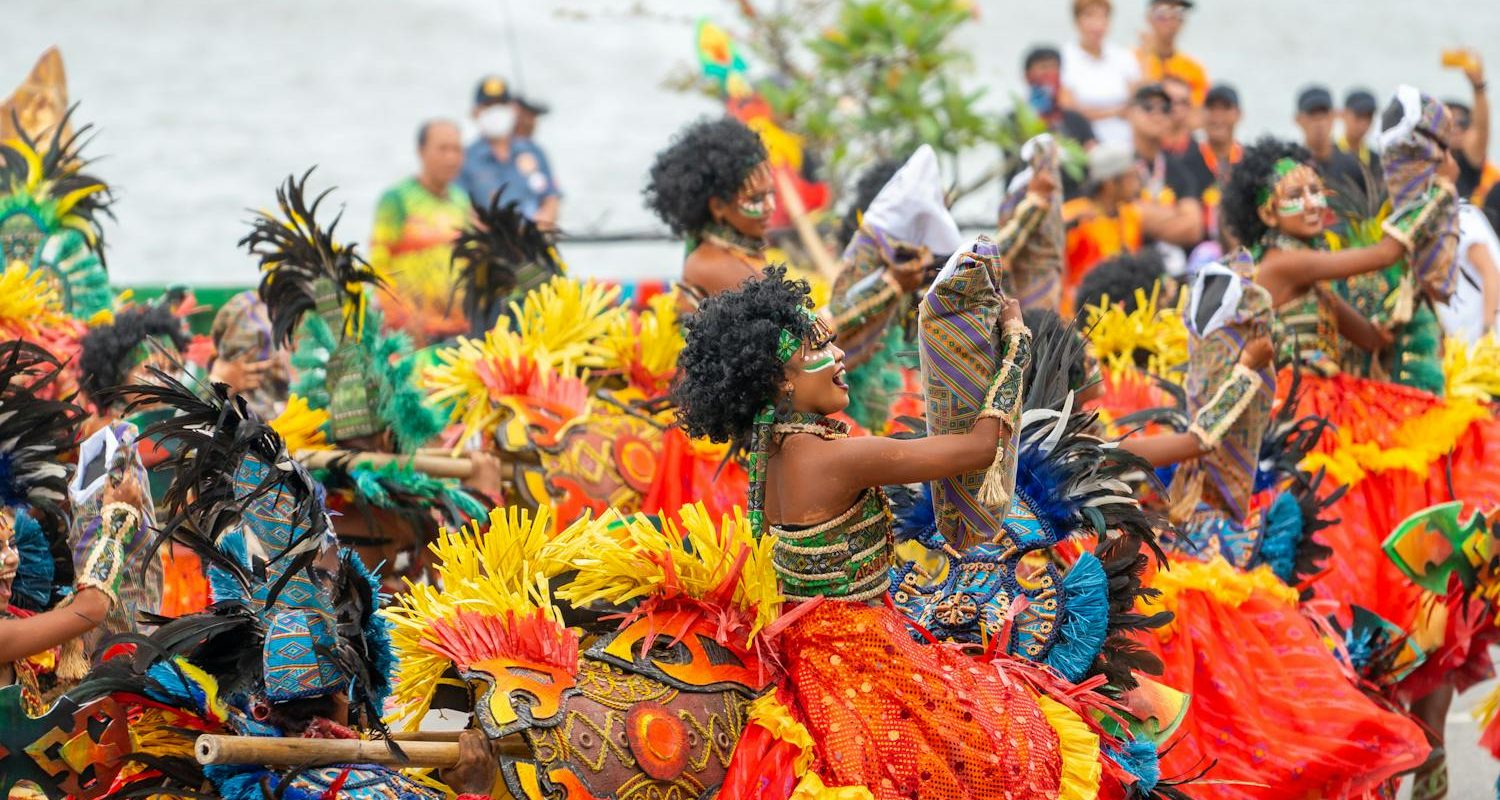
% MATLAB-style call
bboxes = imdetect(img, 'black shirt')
[1457,150,1485,200]
[1138,149,1205,204]
[1313,149,1372,200]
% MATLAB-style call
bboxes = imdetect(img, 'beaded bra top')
[1261,233,1343,374]
[764,413,895,604]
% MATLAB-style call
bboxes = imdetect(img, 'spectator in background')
[1160,74,1196,155]
[370,118,471,342]
[1445,49,1492,202]
[1294,85,1366,193]
[1019,45,1096,198]
[459,75,561,228]
[1338,89,1382,177]
[1061,0,1141,148]
[1063,144,1144,309]
[513,94,549,140]
[1191,83,1244,248]
[1136,0,1207,106]
[1129,83,1205,260]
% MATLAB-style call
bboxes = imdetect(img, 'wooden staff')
[773,168,841,282]
[194,733,531,767]
[294,449,477,479]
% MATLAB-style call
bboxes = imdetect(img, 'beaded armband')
[1188,364,1264,453]
[829,268,903,336]
[76,502,140,606]
[1381,180,1456,253]
[977,320,1032,506]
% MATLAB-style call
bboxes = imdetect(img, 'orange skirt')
[780,601,1067,800]
[1143,558,1430,799]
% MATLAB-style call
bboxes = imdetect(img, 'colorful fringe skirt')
[1280,370,1500,636]
[1142,557,1430,798]
[779,600,1100,800]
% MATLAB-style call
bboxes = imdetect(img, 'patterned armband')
[75,502,140,606]
[829,265,903,336]
[1188,364,1264,453]
[1382,181,1456,252]
[979,320,1032,427]
[977,321,1031,507]
[994,194,1049,264]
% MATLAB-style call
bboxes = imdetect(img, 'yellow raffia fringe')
[1446,334,1500,403]
[789,773,875,800]
[1083,282,1188,381]
[421,326,589,446]
[1034,693,1102,800]
[1475,681,1500,728]
[1300,397,1492,485]
[540,503,783,646]
[381,505,581,728]
[747,692,818,775]
[596,290,685,391]
[0,264,70,334]
[1142,557,1298,638]
[269,394,330,452]
[508,276,626,368]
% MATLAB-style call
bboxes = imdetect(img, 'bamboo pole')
[194,733,532,767]
[294,449,478,479]
[773,169,841,282]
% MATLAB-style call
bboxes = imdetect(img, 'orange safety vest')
[1063,199,1144,314]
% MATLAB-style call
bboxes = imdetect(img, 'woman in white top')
[1061,0,1141,148]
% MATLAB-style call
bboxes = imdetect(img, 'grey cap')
[1088,144,1135,183]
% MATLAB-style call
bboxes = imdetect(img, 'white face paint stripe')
[801,354,836,373]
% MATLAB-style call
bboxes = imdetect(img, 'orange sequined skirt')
[779,601,1066,800]
[1143,557,1430,799]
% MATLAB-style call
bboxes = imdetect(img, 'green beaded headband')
[1256,158,1306,208]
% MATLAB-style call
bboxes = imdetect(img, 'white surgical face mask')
[476,104,516,139]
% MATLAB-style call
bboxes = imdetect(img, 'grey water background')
[5,0,1497,289]
[4,1,1500,795]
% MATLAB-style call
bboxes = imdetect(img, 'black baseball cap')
[1134,83,1172,107]
[1024,46,1063,72]
[1344,89,1377,116]
[1149,0,1195,7]
[1204,84,1240,109]
[515,95,551,116]
[1297,86,1334,114]
[473,75,512,107]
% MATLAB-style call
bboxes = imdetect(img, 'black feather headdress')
[0,341,83,519]
[239,169,382,348]
[449,194,565,336]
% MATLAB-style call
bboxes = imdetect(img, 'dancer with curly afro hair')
[644,116,771,311]
[675,266,1148,800]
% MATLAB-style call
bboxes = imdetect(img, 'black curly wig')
[1074,249,1167,314]
[644,116,769,238]
[672,266,816,449]
[1222,136,1313,250]
[79,304,189,405]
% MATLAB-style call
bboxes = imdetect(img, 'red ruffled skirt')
[1279,370,1500,632]
[1143,558,1430,798]
[779,601,1068,800]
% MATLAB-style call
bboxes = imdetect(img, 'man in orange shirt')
[1063,144,1144,312]
[1137,0,1207,107]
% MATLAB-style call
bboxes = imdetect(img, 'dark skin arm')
[1139,198,1206,247]
[1255,238,1406,306]
[441,728,498,797]
[1324,289,1395,354]
[681,244,761,297]
[0,589,111,665]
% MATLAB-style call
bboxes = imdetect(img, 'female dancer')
[645,116,778,312]
[674,266,1147,800]
[0,343,134,712]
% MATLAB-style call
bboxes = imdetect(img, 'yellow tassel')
[1034,693,1102,800]
[57,638,88,683]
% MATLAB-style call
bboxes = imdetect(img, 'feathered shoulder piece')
[451,194,565,335]
[0,341,83,519]
[239,169,381,347]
